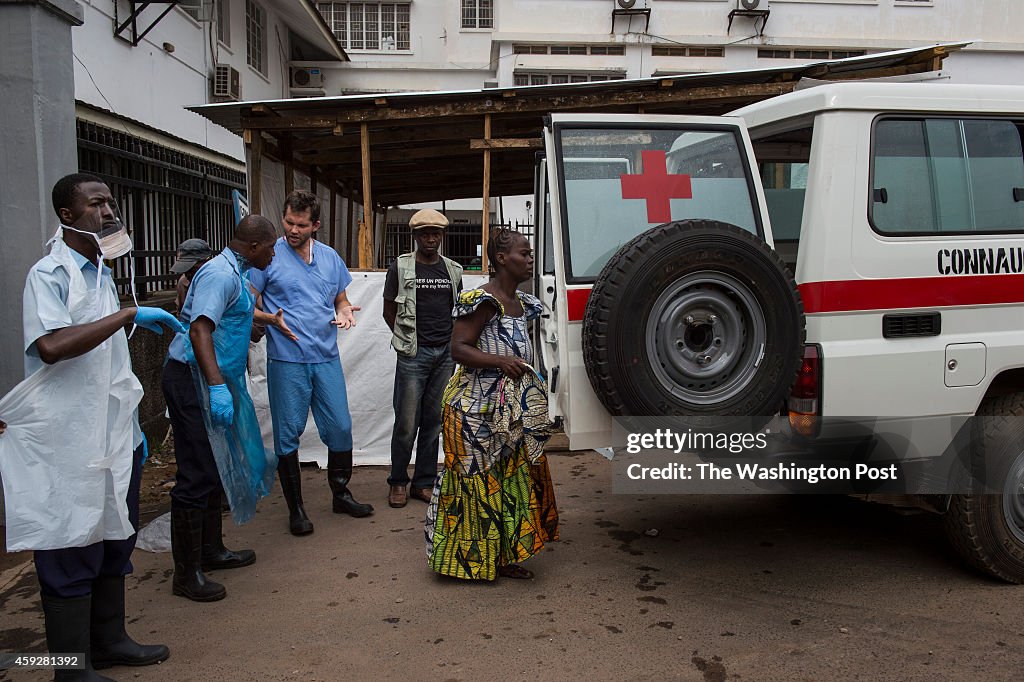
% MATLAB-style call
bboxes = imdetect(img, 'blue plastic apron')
[183,251,275,524]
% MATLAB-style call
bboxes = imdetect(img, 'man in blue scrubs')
[249,190,373,536]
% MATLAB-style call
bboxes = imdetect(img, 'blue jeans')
[267,358,353,455]
[388,344,454,490]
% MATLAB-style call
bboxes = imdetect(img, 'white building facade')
[307,0,1024,95]
[75,0,345,161]
[67,0,350,298]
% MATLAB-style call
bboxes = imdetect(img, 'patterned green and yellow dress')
[425,288,560,580]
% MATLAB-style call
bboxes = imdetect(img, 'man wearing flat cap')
[171,238,215,315]
[382,209,463,507]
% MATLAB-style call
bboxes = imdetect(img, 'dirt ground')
[2,448,1024,681]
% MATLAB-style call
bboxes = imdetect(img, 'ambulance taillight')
[788,344,821,438]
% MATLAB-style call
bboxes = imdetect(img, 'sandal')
[497,564,534,580]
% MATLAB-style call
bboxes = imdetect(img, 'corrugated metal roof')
[184,42,967,207]
[189,43,968,135]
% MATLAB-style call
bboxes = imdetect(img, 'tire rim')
[1002,452,1024,544]
[645,271,767,405]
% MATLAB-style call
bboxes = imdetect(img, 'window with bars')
[758,47,866,60]
[652,45,724,57]
[514,44,625,56]
[513,72,626,86]
[462,0,493,29]
[246,0,266,74]
[217,0,230,46]
[316,3,411,50]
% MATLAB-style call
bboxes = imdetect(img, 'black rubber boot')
[277,452,314,535]
[170,505,226,602]
[40,593,113,681]
[328,450,374,517]
[201,493,257,569]
[90,575,170,669]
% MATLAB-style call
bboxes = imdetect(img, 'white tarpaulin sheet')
[247,271,488,467]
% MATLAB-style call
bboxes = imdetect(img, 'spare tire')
[582,219,804,419]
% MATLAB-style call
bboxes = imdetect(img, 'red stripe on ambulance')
[565,274,1024,321]
[798,274,1024,313]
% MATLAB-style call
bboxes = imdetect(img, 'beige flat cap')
[409,208,449,230]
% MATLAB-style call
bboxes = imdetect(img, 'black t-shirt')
[384,258,459,347]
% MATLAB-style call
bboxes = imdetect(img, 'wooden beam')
[290,118,544,153]
[240,82,797,129]
[481,114,491,273]
[303,141,489,165]
[346,187,356,263]
[248,130,263,216]
[329,186,338,250]
[358,123,373,269]
[282,136,294,197]
[469,138,543,150]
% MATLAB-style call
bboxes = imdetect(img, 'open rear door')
[542,113,771,450]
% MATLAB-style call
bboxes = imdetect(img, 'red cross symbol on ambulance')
[619,150,693,223]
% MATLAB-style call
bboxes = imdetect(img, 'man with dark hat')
[382,209,463,507]
[171,238,215,315]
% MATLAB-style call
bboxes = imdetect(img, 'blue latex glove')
[134,307,186,335]
[208,384,234,428]
[141,433,149,466]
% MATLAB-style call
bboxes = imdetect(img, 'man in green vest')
[382,209,463,507]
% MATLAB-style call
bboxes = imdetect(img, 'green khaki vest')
[391,252,463,357]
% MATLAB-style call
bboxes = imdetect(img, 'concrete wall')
[0,0,83,396]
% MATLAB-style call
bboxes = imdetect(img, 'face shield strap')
[60,215,140,336]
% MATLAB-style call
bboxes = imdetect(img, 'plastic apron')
[182,251,275,524]
[0,234,142,551]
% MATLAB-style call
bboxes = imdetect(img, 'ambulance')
[533,82,1024,582]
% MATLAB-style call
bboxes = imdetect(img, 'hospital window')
[316,3,411,50]
[462,0,493,29]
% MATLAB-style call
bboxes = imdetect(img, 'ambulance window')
[753,124,813,273]
[558,126,759,280]
[871,117,1024,234]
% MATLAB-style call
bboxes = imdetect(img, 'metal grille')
[317,3,411,50]
[382,220,535,272]
[76,120,246,298]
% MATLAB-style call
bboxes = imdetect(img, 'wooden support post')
[359,123,374,268]
[481,114,491,273]
[329,185,338,250]
[346,185,356,262]
[380,206,389,266]
[310,164,320,195]
[247,129,263,216]
[282,136,294,197]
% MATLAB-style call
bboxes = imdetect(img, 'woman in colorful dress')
[425,228,559,580]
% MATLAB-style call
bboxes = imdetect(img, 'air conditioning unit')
[737,0,767,9]
[483,80,499,89]
[291,66,325,89]
[179,0,213,22]
[211,64,240,100]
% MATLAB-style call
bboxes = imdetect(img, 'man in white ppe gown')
[0,173,182,681]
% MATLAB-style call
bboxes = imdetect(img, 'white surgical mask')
[63,223,133,260]
[59,222,140,337]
